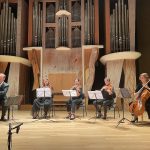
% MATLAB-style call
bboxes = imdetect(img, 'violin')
[129,80,150,117]
[101,84,113,95]
[71,85,81,97]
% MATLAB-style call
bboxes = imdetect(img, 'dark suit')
[0,82,9,119]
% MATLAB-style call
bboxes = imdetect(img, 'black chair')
[76,93,87,117]
[108,100,120,119]
[38,105,53,119]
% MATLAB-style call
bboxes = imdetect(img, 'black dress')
[135,83,150,119]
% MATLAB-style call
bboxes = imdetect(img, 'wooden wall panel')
[84,48,99,93]
[19,64,31,104]
[28,0,34,46]
[128,0,136,51]
[104,0,111,54]
[7,63,20,96]
[84,49,92,71]
[48,73,77,93]
[43,49,82,79]
[28,50,40,90]
[7,63,31,104]
[0,62,8,73]
[16,0,28,56]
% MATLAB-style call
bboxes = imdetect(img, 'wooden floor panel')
[0,110,150,150]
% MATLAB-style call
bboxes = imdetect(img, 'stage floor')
[0,110,150,150]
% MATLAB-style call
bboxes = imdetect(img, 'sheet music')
[62,90,70,97]
[88,91,103,99]
[36,88,44,97]
[62,90,77,97]
[44,88,52,97]
[70,90,77,97]
[36,88,51,97]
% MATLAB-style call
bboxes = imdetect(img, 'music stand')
[62,90,81,119]
[6,95,23,120]
[116,88,131,127]
[36,88,52,119]
[36,88,52,98]
[62,90,77,98]
[88,91,103,120]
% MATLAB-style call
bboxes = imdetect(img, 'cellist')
[131,73,150,123]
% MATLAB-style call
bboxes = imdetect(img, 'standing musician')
[130,73,150,123]
[0,73,9,121]
[93,77,116,119]
[66,78,83,120]
[32,79,53,119]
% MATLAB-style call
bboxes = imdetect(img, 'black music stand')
[6,95,23,120]
[88,91,103,120]
[62,90,81,119]
[116,88,131,127]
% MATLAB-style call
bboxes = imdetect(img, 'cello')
[129,80,150,117]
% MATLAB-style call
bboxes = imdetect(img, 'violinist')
[93,77,116,119]
[130,73,150,123]
[66,78,83,120]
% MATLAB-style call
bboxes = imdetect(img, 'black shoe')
[1,116,7,121]
[70,114,75,120]
[131,117,138,123]
[96,113,102,118]
[102,116,106,120]
[65,114,71,119]
[32,113,38,119]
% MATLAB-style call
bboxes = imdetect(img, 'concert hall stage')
[0,110,150,150]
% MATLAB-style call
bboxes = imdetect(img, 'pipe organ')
[32,1,42,46]
[110,0,130,52]
[58,15,69,47]
[29,0,97,49]
[84,0,95,45]
[0,0,17,55]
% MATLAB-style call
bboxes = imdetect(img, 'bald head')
[0,73,6,83]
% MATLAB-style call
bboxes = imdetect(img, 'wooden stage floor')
[0,110,150,150]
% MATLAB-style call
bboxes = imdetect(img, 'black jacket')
[0,82,9,101]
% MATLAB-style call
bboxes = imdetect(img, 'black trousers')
[32,97,52,115]
[66,98,82,113]
[93,99,114,112]
[0,98,8,118]
[145,99,150,119]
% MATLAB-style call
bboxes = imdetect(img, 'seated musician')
[130,73,150,123]
[32,79,53,119]
[0,73,9,121]
[66,78,83,120]
[93,77,116,119]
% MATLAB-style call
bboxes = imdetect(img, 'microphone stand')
[8,123,23,150]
